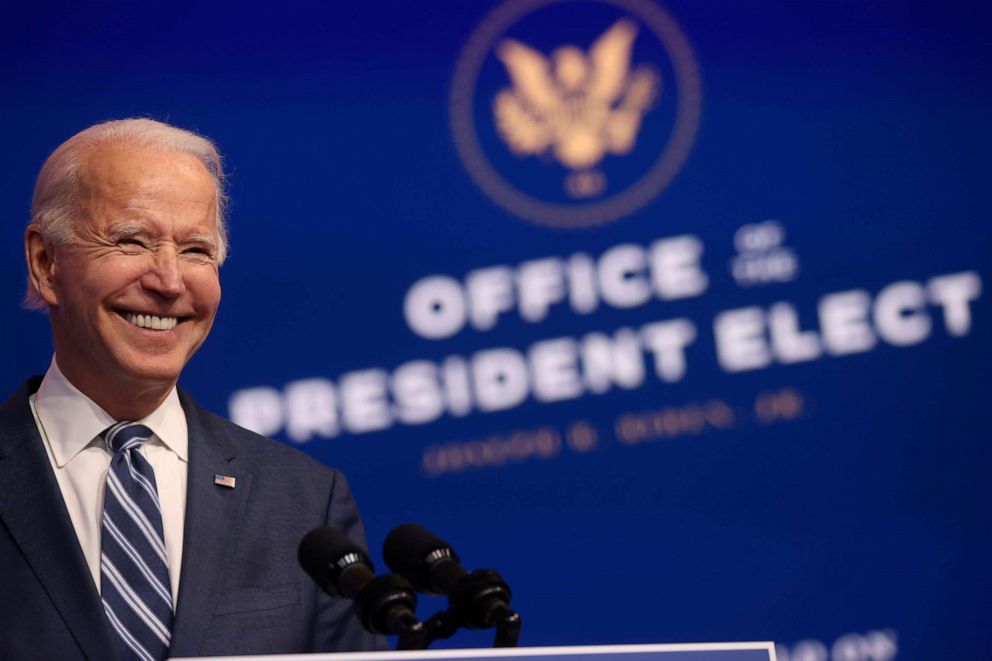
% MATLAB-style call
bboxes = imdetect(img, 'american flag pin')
[214,474,237,489]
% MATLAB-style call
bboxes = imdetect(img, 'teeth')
[124,312,178,330]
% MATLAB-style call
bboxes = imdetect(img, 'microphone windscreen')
[383,523,457,581]
[298,525,369,589]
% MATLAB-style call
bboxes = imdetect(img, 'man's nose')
[141,247,185,297]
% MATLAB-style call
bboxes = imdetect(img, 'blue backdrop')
[2,1,990,659]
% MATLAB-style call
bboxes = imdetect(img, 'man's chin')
[111,355,188,388]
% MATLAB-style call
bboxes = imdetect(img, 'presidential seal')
[451,0,702,228]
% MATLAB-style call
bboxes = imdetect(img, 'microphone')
[383,523,519,643]
[298,526,424,642]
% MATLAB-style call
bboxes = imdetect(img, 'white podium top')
[173,641,777,661]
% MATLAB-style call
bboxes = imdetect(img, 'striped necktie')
[100,422,174,661]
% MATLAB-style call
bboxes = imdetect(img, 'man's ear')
[25,225,60,307]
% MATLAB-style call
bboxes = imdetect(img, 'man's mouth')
[117,310,180,331]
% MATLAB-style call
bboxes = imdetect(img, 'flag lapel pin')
[214,474,237,489]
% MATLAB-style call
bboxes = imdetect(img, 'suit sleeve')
[310,468,389,652]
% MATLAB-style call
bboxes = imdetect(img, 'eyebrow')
[183,234,219,250]
[105,224,218,251]
[105,223,147,242]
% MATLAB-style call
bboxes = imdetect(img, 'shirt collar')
[35,357,189,467]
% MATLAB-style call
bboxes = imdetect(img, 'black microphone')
[383,523,519,643]
[298,526,424,641]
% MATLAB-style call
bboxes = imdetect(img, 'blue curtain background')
[2,1,989,658]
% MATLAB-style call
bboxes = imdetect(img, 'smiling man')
[0,119,382,660]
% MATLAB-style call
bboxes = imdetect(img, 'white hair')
[25,117,228,309]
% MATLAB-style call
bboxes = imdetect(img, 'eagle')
[493,18,660,171]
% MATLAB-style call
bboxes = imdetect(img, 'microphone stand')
[490,604,522,648]
[416,605,520,648]
[393,611,429,650]
[409,569,522,649]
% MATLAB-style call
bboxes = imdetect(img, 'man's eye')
[120,238,147,248]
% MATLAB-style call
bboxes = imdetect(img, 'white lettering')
[441,356,473,417]
[393,361,444,425]
[472,348,529,412]
[580,329,645,393]
[820,290,876,355]
[518,258,566,322]
[229,387,283,437]
[340,370,391,433]
[641,319,696,382]
[598,244,650,308]
[874,281,930,346]
[467,267,515,331]
[650,235,708,299]
[530,338,582,402]
[714,307,770,372]
[734,220,784,252]
[404,275,466,339]
[284,378,338,442]
[928,271,981,336]
[769,303,821,363]
[567,253,598,314]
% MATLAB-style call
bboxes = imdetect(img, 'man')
[0,118,383,659]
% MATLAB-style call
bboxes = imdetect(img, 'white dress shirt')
[29,358,188,604]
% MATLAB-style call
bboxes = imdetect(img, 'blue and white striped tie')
[100,422,174,661]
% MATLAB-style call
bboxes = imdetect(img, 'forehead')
[77,143,218,227]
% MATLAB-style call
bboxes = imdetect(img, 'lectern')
[174,641,777,661]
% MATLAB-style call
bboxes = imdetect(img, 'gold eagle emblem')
[493,18,659,193]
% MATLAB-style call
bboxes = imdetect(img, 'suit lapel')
[0,379,119,661]
[170,389,252,657]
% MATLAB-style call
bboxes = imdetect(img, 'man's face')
[44,144,222,396]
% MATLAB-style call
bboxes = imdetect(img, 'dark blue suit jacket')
[0,377,384,659]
